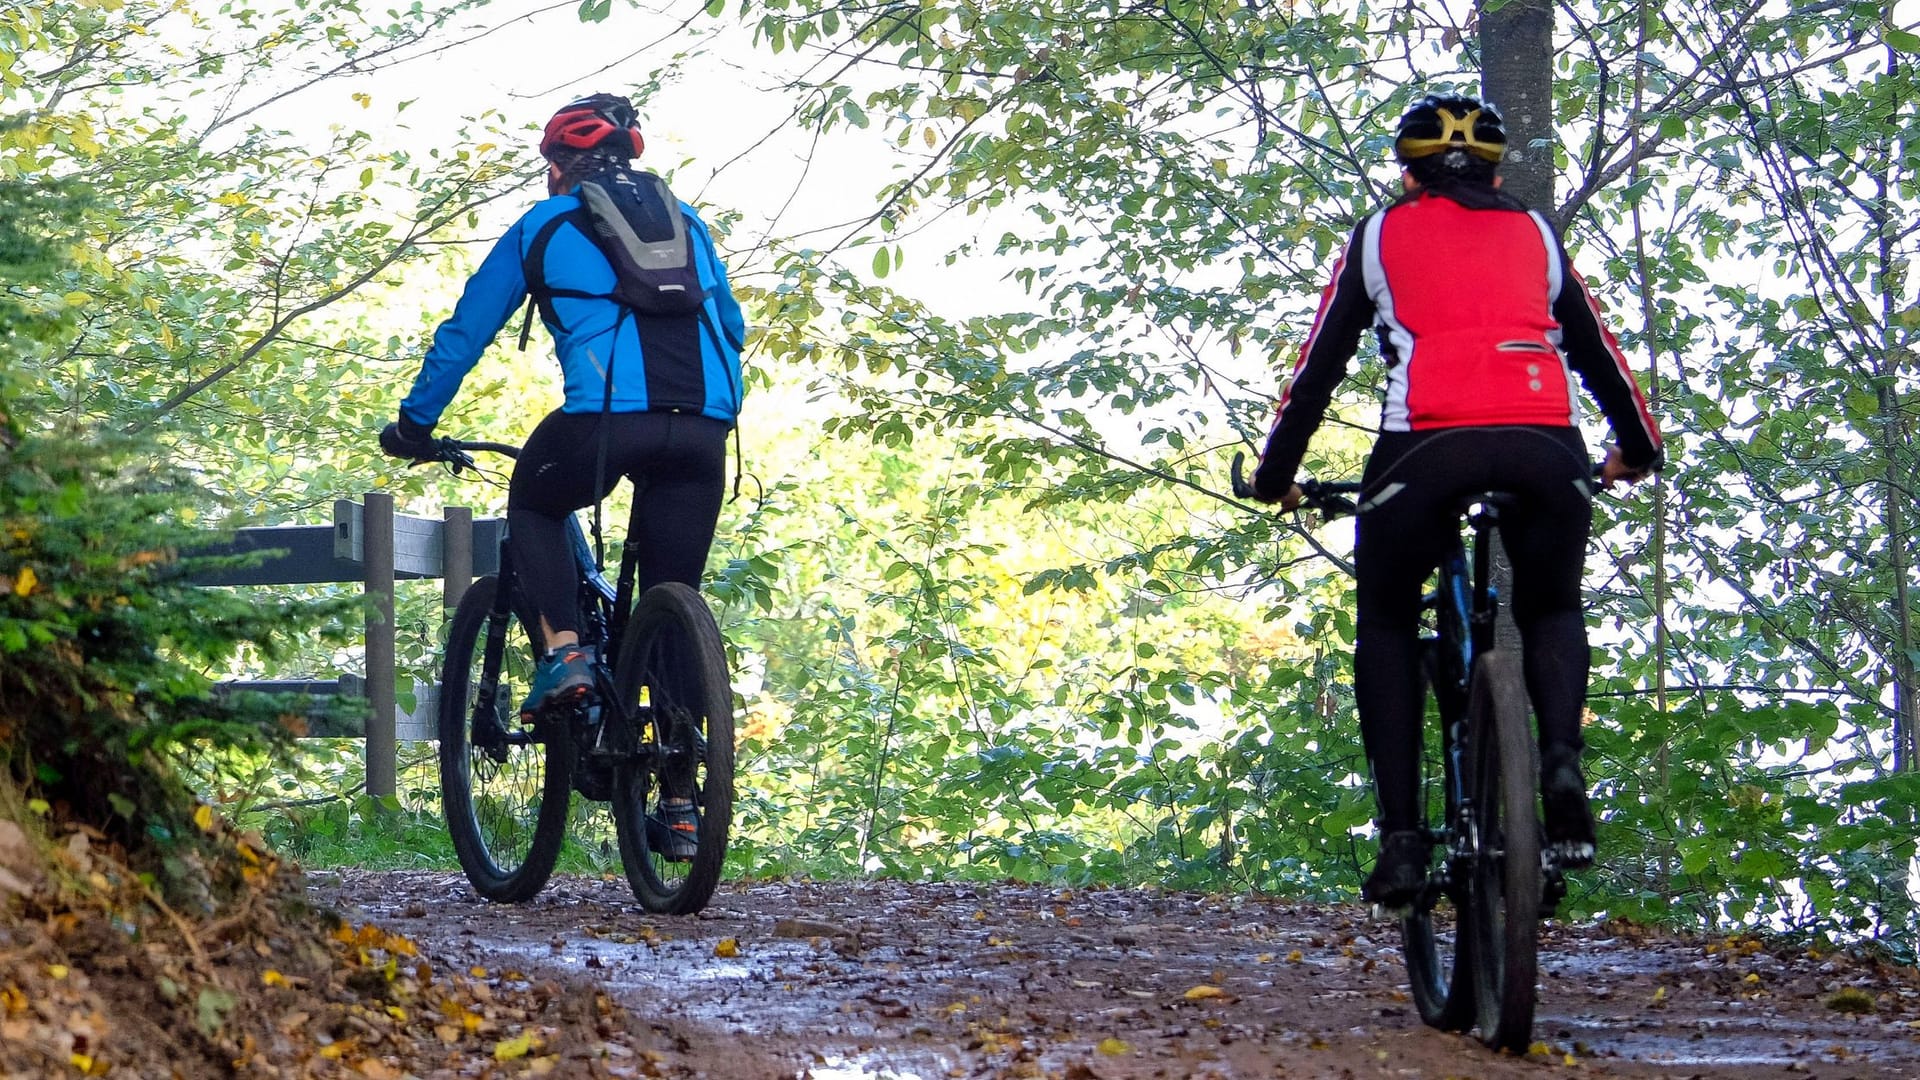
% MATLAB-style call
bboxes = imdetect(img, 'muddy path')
[308,870,1920,1079]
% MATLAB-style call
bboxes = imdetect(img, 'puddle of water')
[802,1058,927,1080]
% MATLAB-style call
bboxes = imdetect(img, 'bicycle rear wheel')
[1401,643,1476,1032]
[439,575,572,902]
[609,582,735,915]
[1466,649,1541,1051]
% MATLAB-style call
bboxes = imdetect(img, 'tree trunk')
[1479,0,1556,215]
[1478,0,1557,655]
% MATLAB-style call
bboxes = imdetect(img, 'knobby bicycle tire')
[439,575,573,902]
[1467,649,1542,1052]
[1401,643,1478,1032]
[609,582,735,915]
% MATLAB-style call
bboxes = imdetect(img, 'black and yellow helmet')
[1394,94,1507,167]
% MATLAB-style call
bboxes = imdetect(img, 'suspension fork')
[472,544,516,754]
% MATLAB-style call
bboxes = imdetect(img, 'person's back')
[1369,196,1573,430]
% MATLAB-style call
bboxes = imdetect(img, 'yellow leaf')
[194,804,215,833]
[1254,953,1274,963]
[386,1005,407,1022]
[0,986,26,1015]
[1182,984,1226,1000]
[1527,1040,1552,1057]
[1652,986,1668,1003]
[924,127,938,149]
[1286,949,1304,963]
[62,291,90,307]
[352,92,372,109]
[261,970,287,987]
[493,1032,537,1061]
[45,964,68,980]
[713,937,740,958]
[212,192,248,207]
[1096,1037,1130,1055]
[14,567,35,596]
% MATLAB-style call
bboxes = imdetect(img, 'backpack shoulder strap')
[520,206,595,333]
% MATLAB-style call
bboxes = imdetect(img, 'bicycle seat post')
[1463,495,1511,655]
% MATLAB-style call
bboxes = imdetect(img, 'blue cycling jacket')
[400,187,746,428]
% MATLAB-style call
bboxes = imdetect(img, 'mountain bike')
[1230,452,1569,1052]
[425,438,734,915]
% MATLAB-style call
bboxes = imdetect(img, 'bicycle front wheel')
[1401,644,1476,1032]
[609,582,735,915]
[439,575,572,902]
[1466,648,1541,1052]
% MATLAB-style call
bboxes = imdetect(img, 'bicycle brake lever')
[1229,451,1257,499]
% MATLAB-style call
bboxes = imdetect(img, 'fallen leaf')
[714,937,740,958]
[493,1031,538,1061]
[1825,987,1874,1014]
[1096,1037,1130,1055]
[1183,984,1227,1001]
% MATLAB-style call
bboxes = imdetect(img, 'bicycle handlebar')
[391,437,521,475]
[1230,452,1361,519]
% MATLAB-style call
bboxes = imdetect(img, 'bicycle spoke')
[439,576,572,902]
[610,583,734,915]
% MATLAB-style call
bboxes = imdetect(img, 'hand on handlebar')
[379,414,440,461]
[1230,451,1287,504]
[1599,444,1656,490]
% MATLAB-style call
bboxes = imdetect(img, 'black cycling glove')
[379,413,438,460]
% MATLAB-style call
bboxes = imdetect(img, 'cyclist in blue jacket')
[381,93,746,737]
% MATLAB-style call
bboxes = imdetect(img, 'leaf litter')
[308,871,1920,1080]
[5,812,1917,1080]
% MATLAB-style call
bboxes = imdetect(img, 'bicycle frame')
[1424,495,1512,885]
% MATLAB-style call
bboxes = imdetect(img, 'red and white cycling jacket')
[1256,193,1662,491]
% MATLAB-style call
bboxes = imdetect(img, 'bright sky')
[251,0,970,302]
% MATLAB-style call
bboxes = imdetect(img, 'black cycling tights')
[1353,426,1594,833]
[507,410,729,643]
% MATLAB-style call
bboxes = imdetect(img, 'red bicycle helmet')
[539,93,644,161]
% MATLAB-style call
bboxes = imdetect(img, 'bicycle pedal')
[520,685,592,723]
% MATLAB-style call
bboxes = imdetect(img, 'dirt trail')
[309,870,1920,1079]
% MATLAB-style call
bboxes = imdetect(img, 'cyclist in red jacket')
[1249,93,1663,911]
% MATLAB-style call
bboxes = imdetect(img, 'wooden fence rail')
[194,493,502,798]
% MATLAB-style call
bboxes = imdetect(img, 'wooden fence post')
[444,506,473,614]
[363,492,397,800]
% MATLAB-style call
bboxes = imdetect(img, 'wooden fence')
[193,493,502,798]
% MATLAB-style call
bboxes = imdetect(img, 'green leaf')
[1885,27,1920,53]
[196,988,236,1035]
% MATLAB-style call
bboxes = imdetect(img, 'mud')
[309,870,1920,1079]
